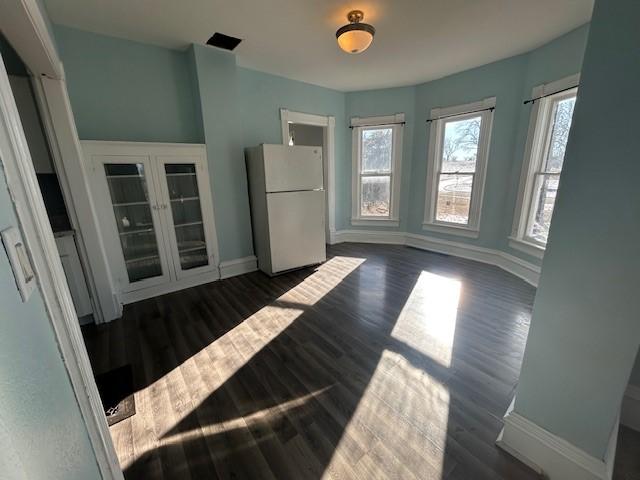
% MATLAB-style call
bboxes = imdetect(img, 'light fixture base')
[347,10,364,23]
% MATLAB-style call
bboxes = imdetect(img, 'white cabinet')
[55,231,93,320]
[82,141,219,304]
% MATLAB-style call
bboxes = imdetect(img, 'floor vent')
[95,364,136,426]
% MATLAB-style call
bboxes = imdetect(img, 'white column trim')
[497,407,618,480]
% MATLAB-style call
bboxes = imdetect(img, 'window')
[423,98,495,237]
[351,114,404,225]
[510,76,578,257]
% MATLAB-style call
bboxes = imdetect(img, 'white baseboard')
[332,229,540,287]
[621,384,640,432]
[495,251,541,286]
[497,409,617,480]
[122,269,220,305]
[219,255,258,279]
[332,229,407,245]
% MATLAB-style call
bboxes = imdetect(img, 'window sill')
[508,237,545,259]
[351,217,400,227]
[422,222,479,238]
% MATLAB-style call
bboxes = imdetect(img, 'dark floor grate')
[95,364,136,426]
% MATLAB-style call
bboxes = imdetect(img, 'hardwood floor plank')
[82,243,550,480]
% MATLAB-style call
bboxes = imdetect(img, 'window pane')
[543,96,576,173]
[361,128,392,173]
[435,174,473,224]
[361,176,390,216]
[441,116,481,173]
[527,174,560,244]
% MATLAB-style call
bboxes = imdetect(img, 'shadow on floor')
[84,243,543,479]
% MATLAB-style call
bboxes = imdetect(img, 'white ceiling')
[44,0,594,92]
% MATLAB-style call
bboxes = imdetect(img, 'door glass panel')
[165,164,209,270]
[104,164,162,283]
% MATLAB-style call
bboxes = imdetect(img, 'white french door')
[87,144,219,298]
[93,154,173,292]
[152,155,217,280]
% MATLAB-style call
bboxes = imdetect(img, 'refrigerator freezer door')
[262,144,323,193]
[267,190,326,274]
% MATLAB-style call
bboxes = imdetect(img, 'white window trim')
[423,97,495,237]
[351,113,404,226]
[510,74,580,258]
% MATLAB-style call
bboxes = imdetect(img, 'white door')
[263,144,323,193]
[92,155,173,292]
[267,190,326,273]
[152,155,218,280]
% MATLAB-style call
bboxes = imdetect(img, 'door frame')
[0,1,123,478]
[30,76,105,321]
[280,108,336,243]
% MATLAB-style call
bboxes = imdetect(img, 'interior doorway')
[1,34,95,324]
[280,109,336,243]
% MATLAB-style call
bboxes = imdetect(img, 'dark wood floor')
[83,243,545,479]
[613,426,640,480]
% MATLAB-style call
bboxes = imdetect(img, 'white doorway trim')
[280,108,336,243]
[0,1,122,478]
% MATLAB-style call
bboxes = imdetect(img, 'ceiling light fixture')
[336,10,375,54]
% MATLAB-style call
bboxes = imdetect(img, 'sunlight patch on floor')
[114,256,365,469]
[391,271,461,368]
[118,386,332,469]
[323,349,451,479]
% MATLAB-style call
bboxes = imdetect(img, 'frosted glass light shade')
[336,11,375,54]
[337,28,374,54]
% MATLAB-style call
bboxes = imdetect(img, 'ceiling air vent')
[206,33,242,51]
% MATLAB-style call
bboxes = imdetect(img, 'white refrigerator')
[245,144,326,276]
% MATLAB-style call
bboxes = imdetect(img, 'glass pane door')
[164,164,209,271]
[104,163,163,283]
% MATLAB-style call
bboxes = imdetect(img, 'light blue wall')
[409,55,529,249]
[0,169,100,478]
[55,25,203,143]
[343,87,416,231]
[56,23,590,266]
[514,0,640,458]
[342,25,589,260]
[190,45,253,261]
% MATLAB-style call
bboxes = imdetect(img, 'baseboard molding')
[497,409,617,480]
[219,255,258,279]
[495,251,541,286]
[332,229,540,287]
[122,269,220,305]
[621,384,640,432]
[332,229,407,245]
